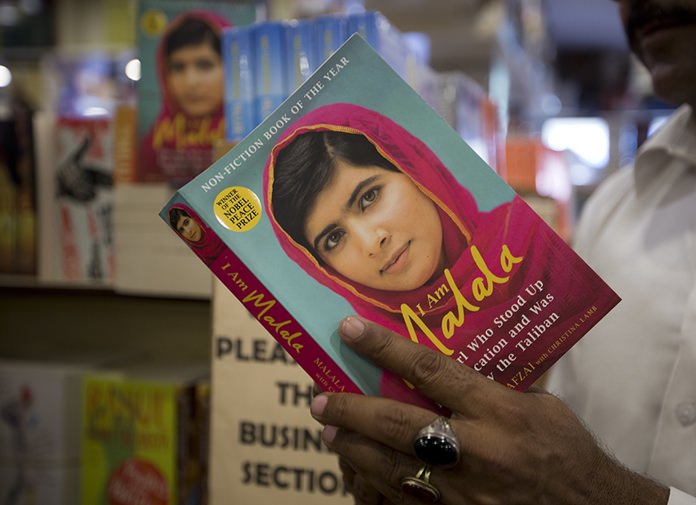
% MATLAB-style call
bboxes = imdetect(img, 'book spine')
[208,250,362,394]
[222,26,256,142]
[313,15,348,63]
[347,11,406,79]
[172,199,362,395]
[0,169,15,273]
[252,22,288,123]
[284,19,317,94]
[113,105,137,184]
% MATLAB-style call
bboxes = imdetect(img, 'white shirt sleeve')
[669,488,696,505]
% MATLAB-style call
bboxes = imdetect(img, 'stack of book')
[223,12,423,143]
[0,353,138,505]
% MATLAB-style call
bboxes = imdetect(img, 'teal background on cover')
[166,35,517,395]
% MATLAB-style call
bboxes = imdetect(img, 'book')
[346,12,407,79]
[80,364,208,505]
[0,95,37,276]
[112,182,214,298]
[208,280,352,505]
[0,360,87,505]
[160,34,620,411]
[46,52,120,120]
[112,104,138,185]
[313,14,348,63]
[0,359,89,469]
[505,137,575,241]
[222,25,256,142]
[135,0,256,184]
[284,19,320,95]
[221,13,430,146]
[252,21,288,129]
[0,354,137,505]
[54,117,115,284]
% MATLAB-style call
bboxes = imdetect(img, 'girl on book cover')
[168,202,225,265]
[139,11,230,185]
[264,103,615,403]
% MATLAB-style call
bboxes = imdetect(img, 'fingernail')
[341,316,366,341]
[311,394,328,419]
[322,425,338,446]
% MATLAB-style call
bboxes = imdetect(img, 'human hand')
[314,382,394,504]
[310,316,670,505]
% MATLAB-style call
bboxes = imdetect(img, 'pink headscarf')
[139,10,231,184]
[264,103,617,405]
[168,202,225,265]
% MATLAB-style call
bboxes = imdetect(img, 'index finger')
[340,316,512,414]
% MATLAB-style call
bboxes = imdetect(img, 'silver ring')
[400,465,441,503]
[413,416,461,467]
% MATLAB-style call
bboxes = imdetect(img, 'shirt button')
[676,402,696,426]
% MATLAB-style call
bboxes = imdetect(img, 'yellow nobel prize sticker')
[214,187,262,232]
[140,9,168,37]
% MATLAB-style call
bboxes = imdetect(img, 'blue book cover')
[222,26,256,142]
[313,14,348,63]
[285,19,319,95]
[160,35,620,411]
[346,11,406,78]
[252,21,287,124]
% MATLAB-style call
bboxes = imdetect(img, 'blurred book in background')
[0,93,37,277]
[81,364,209,505]
[53,117,115,284]
[135,0,257,185]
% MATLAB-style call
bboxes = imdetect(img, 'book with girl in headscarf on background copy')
[160,34,620,413]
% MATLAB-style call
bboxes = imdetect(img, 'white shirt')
[546,105,696,504]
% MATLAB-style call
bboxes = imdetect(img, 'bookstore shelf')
[0,2,598,504]
[0,285,212,364]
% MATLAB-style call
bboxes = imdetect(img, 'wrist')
[590,452,669,505]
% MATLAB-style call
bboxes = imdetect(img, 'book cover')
[81,375,177,505]
[0,360,88,467]
[0,356,124,505]
[160,35,620,411]
[80,366,207,505]
[0,361,82,505]
[135,0,256,184]
[54,117,115,284]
